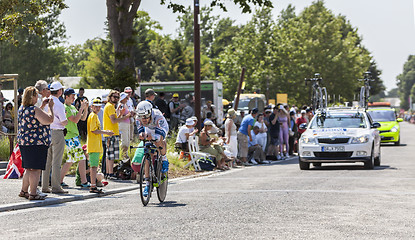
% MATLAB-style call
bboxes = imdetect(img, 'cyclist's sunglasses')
[139,115,151,119]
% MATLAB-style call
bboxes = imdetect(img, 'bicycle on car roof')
[305,73,328,111]
[357,71,374,109]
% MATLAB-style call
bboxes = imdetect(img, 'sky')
[59,0,415,92]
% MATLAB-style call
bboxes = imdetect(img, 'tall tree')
[105,0,273,88]
[397,55,415,109]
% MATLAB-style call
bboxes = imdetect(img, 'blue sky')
[59,0,415,91]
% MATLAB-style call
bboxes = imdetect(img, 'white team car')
[298,107,381,170]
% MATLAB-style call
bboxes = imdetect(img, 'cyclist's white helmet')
[136,101,152,119]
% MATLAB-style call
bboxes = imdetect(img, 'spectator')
[202,100,216,124]
[224,109,238,160]
[74,88,86,109]
[61,88,89,187]
[288,111,298,155]
[278,105,290,159]
[34,80,50,108]
[296,110,308,137]
[191,116,199,134]
[42,81,68,194]
[306,107,313,122]
[88,98,114,193]
[3,102,14,133]
[154,92,169,119]
[17,88,24,107]
[267,106,280,160]
[103,90,130,180]
[0,82,5,126]
[237,108,259,166]
[248,126,269,164]
[180,100,194,122]
[124,87,136,142]
[144,88,157,108]
[254,113,268,152]
[117,92,131,160]
[75,88,89,141]
[175,118,195,152]
[18,86,54,200]
[199,120,229,170]
[169,93,181,130]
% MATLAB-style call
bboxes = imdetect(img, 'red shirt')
[296,117,308,135]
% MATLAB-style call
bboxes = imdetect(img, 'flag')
[2,144,24,179]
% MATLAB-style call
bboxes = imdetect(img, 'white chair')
[184,135,211,171]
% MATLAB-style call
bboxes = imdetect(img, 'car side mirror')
[397,118,403,122]
[299,123,308,130]
[371,122,381,128]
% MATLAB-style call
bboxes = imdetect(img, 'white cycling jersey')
[137,108,169,141]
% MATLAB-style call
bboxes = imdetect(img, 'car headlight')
[300,136,317,144]
[390,125,399,132]
[351,135,370,144]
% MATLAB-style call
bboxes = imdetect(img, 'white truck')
[138,80,223,125]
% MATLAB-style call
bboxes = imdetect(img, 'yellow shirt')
[87,112,103,153]
[103,102,119,136]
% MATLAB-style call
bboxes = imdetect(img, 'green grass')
[0,137,10,161]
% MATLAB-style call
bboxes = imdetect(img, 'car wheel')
[312,163,322,167]
[374,150,381,166]
[394,136,400,146]
[364,147,375,169]
[299,157,310,170]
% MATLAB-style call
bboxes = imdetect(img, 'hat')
[306,108,312,113]
[227,109,236,118]
[64,88,75,96]
[206,100,212,104]
[173,93,179,98]
[92,98,103,106]
[185,118,194,126]
[145,88,157,97]
[301,110,306,114]
[279,105,284,110]
[18,88,24,94]
[49,81,64,91]
[124,87,132,93]
[119,92,128,101]
[251,108,259,114]
[204,120,214,126]
[191,116,198,121]
[265,108,272,113]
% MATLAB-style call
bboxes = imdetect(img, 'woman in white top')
[255,113,268,152]
[224,109,238,158]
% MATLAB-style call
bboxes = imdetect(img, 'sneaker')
[285,153,290,158]
[243,162,253,166]
[61,182,69,187]
[161,160,169,173]
[36,188,48,197]
[261,160,271,164]
[276,155,282,160]
[80,182,91,188]
[250,159,258,165]
[96,181,104,187]
[143,185,149,197]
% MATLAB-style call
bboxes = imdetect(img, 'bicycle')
[305,73,328,110]
[358,71,374,109]
[137,140,168,206]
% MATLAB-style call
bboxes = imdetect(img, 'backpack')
[198,156,216,171]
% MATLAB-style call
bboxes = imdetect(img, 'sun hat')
[119,92,128,101]
[49,81,64,91]
[227,109,236,118]
[173,93,179,98]
[279,105,284,110]
[92,98,103,106]
[186,118,194,126]
[204,120,214,126]
[191,116,198,121]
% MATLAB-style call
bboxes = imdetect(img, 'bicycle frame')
[358,72,373,109]
[305,73,327,110]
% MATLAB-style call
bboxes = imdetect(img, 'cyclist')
[136,101,169,197]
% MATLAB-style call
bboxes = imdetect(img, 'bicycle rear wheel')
[156,159,168,203]
[139,155,152,206]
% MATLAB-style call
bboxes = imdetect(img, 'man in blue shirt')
[237,108,258,166]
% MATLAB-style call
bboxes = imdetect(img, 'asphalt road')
[1,123,415,240]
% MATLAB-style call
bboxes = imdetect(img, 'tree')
[0,0,67,43]
[106,0,273,89]
[386,88,399,98]
[397,55,415,109]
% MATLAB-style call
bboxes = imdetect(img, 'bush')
[0,136,11,161]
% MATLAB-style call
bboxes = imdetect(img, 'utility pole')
[234,67,246,110]
[194,0,201,130]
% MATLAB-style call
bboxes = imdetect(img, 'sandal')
[19,190,29,199]
[89,187,104,194]
[28,194,46,201]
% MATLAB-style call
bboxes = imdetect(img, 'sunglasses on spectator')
[112,95,120,99]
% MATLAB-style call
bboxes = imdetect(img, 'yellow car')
[367,108,402,145]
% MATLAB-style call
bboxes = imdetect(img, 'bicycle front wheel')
[139,155,152,206]
[156,159,168,203]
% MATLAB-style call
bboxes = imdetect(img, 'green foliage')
[0,137,10,161]
[386,88,399,98]
[0,0,67,43]
[397,55,415,109]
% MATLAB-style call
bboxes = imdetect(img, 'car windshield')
[309,112,368,129]
[237,99,250,110]
[367,110,396,122]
